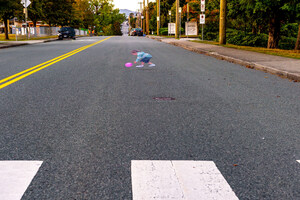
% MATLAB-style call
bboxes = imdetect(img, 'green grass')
[192,40,300,59]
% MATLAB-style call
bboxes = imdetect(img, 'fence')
[11,26,88,39]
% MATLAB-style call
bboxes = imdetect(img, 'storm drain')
[153,97,176,101]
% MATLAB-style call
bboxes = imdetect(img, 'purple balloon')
[125,62,133,67]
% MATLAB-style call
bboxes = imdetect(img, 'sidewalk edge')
[147,36,300,82]
[0,43,28,49]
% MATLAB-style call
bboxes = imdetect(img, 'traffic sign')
[201,0,205,5]
[200,14,205,24]
[201,4,205,12]
[21,0,31,8]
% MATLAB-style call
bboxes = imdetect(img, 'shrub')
[279,36,297,50]
[159,27,184,36]
[159,28,168,36]
[226,29,268,47]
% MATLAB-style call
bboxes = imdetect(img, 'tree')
[73,0,94,29]
[281,0,300,50]
[0,0,22,40]
[28,0,44,27]
[238,0,290,49]
[43,0,76,27]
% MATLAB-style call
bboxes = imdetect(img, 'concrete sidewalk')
[147,35,300,81]
[0,38,58,49]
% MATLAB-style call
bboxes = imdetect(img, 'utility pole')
[139,2,143,28]
[187,3,189,38]
[175,0,179,39]
[179,7,182,38]
[146,0,149,35]
[24,1,28,39]
[168,10,171,36]
[157,0,160,35]
[219,0,226,44]
[143,0,146,32]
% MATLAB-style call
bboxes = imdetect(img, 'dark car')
[129,28,143,36]
[58,27,76,40]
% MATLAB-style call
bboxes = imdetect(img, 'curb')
[0,38,59,49]
[147,36,300,82]
[0,36,87,49]
[0,43,28,49]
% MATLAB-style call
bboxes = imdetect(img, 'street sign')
[201,0,205,5]
[201,4,205,12]
[168,23,176,35]
[21,0,31,8]
[200,14,205,24]
[157,16,160,21]
[185,22,198,36]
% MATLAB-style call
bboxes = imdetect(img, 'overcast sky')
[113,0,154,12]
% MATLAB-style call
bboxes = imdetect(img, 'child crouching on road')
[131,50,156,68]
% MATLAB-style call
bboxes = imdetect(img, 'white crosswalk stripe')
[0,161,43,200]
[131,160,239,200]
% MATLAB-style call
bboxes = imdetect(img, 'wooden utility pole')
[138,2,143,28]
[157,0,160,35]
[175,0,179,39]
[143,0,146,32]
[146,0,149,34]
[219,0,226,44]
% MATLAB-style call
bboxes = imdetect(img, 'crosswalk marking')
[131,160,239,200]
[0,161,43,200]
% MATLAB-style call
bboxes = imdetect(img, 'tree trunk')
[252,21,257,34]
[267,15,281,49]
[295,23,300,50]
[4,17,9,40]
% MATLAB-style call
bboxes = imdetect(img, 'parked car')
[129,28,143,36]
[58,27,76,40]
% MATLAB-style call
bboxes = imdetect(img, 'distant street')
[0,36,299,199]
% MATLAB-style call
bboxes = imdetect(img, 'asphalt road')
[0,36,299,200]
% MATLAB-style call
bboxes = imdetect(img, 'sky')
[113,0,154,12]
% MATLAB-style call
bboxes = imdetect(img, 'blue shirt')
[136,52,152,62]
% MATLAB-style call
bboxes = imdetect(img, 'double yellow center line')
[0,36,112,90]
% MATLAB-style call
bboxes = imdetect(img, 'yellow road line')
[0,37,112,90]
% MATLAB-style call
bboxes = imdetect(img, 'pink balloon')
[125,62,133,67]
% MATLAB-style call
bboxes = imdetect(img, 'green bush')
[225,29,268,47]
[281,23,298,38]
[159,27,184,36]
[199,31,218,41]
[159,28,168,36]
[279,36,297,50]
[198,28,297,49]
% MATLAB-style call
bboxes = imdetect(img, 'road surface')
[0,36,299,199]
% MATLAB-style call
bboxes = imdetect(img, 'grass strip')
[191,40,300,60]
